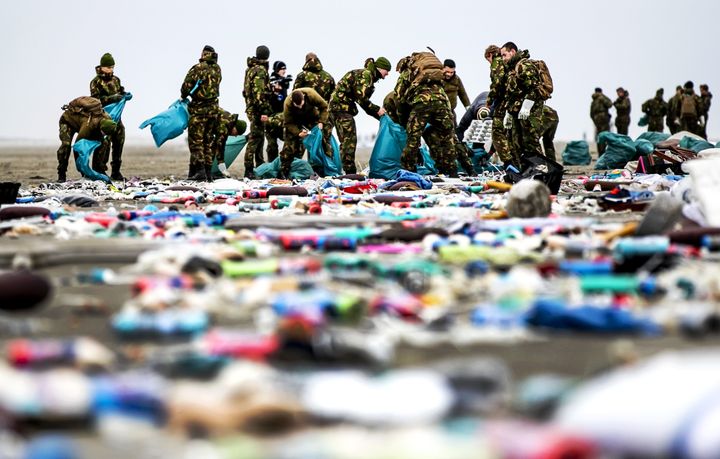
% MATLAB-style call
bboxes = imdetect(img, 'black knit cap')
[443,59,456,68]
[273,61,286,73]
[256,45,270,60]
[203,45,215,53]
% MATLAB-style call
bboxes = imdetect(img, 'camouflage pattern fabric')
[331,112,358,174]
[265,112,284,163]
[245,116,266,172]
[328,59,382,118]
[487,56,506,111]
[90,67,126,173]
[613,95,631,135]
[187,110,219,167]
[590,92,612,154]
[667,90,682,134]
[700,90,712,139]
[540,105,559,161]
[293,57,336,102]
[210,109,238,164]
[641,92,667,133]
[492,115,517,166]
[509,102,545,160]
[182,50,222,168]
[504,50,542,114]
[57,109,111,177]
[401,84,457,175]
[279,130,305,178]
[243,57,272,170]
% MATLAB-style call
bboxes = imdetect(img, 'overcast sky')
[1,0,718,148]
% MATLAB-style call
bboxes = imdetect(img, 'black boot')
[110,167,125,181]
[188,162,206,181]
[244,162,255,179]
[204,165,213,182]
[57,162,68,183]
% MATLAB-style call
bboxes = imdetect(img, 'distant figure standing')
[90,53,128,181]
[700,84,712,139]
[613,87,631,135]
[540,105,559,162]
[590,87,612,155]
[666,86,683,134]
[441,59,470,115]
[243,45,272,178]
[678,81,703,136]
[641,88,667,133]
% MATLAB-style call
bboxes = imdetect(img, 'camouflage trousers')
[451,112,475,174]
[57,118,77,176]
[245,115,267,172]
[492,112,518,166]
[509,103,544,162]
[331,112,358,174]
[402,100,457,175]
[592,114,611,155]
[279,130,305,178]
[188,106,219,166]
[265,113,284,163]
[615,116,630,135]
[109,120,125,172]
[647,117,664,133]
[680,116,700,136]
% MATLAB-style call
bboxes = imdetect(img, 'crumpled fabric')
[380,170,434,190]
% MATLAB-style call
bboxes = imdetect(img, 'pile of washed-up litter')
[2,152,720,458]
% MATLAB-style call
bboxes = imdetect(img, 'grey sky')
[1,0,718,148]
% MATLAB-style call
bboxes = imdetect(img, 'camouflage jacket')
[293,57,336,102]
[667,93,682,121]
[406,82,452,112]
[243,57,272,118]
[181,51,221,108]
[61,107,112,142]
[613,95,631,118]
[590,93,613,118]
[442,73,470,111]
[701,91,713,116]
[216,108,238,140]
[390,69,413,125]
[504,50,542,113]
[90,67,125,107]
[383,91,400,125]
[642,96,667,118]
[329,59,382,118]
[487,56,506,112]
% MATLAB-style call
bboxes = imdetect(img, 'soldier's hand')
[123,92,133,101]
[503,112,513,129]
[378,107,386,117]
[260,115,269,123]
[518,99,535,120]
[299,130,309,138]
[317,123,323,131]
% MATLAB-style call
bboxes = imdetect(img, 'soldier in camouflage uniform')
[441,59,475,175]
[243,45,272,178]
[700,84,712,139]
[294,53,336,102]
[501,42,546,161]
[210,109,247,178]
[484,45,517,167]
[279,88,331,178]
[641,88,667,133]
[329,57,390,174]
[56,97,117,182]
[678,81,703,136]
[666,86,683,134]
[590,87,612,155]
[613,87,631,135]
[540,105,559,162]
[90,52,129,181]
[181,45,222,181]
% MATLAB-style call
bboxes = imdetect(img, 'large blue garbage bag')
[595,132,637,170]
[562,141,591,165]
[636,131,670,145]
[211,135,248,175]
[139,99,189,148]
[73,139,111,183]
[369,115,436,179]
[104,93,132,123]
[254,157,314,180]
[416,145,437,175]
[634,139,654,156]
[303,126,343,177]
[679,136,714,153]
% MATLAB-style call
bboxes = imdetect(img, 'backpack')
[516,59,554,100]
[680,94,697,118]
[63,96,104,116]
[408,51,444,86]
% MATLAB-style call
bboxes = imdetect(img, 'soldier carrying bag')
[62,96,104,117]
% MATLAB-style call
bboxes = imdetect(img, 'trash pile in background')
[2,140,720,458]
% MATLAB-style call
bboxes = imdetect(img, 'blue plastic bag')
[633,139,654,156]
[72,139,111,183]
[369,115,437,179]
[303,126,343,177]
[211,135,248,175]
[562,141,591,165]
[104,92,132,123]
[254,157,314,180]
[636,131,670,145]
[380,169,434,190]
[679,136,714,153]
[416,145,437,176]
[595,132,637,170]
[139,99,189,148]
